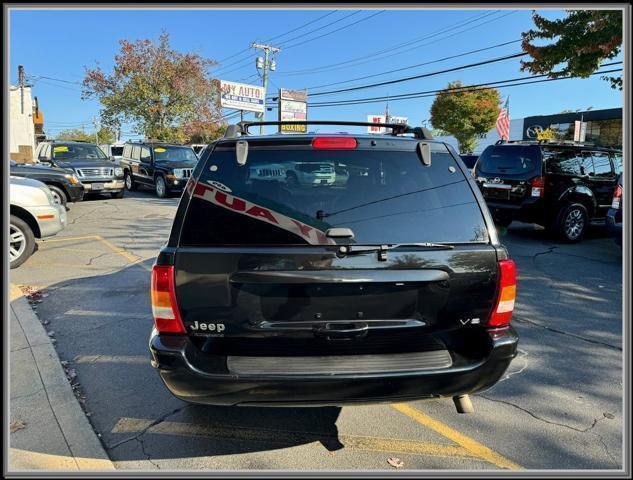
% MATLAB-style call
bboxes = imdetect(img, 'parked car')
[10,177,67,268]
[120,142,198,198]
[33,141,125,198]
[99,142,125,164]
[460,154,479,170]
[473,141,622,242]
[607,174,623,247]
[285,161,336,187]
[149,122,518,410]
[10,160,84,207]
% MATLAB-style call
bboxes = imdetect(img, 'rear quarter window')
[178,142,490,246]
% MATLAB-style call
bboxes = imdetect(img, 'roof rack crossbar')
[222,121,433,140]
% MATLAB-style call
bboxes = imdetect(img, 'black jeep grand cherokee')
[149,121,518,410]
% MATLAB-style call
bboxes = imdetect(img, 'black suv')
[10,159,84,207]
[33,141,125,198]
[148,121,518,409]
[119,142,198,198]
[474,141,622,242]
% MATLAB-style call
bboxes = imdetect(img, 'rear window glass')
[477,145,540,175]
[111,146,124,156]
[179,143,489,246]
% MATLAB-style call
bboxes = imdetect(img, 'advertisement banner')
[220,80,265,113]
[389,116,408,126]
[367,115,386,134]
[279,89,308,133]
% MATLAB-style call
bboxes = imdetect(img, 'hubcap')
[10,224,27,262]
[125,174,132,189]
[564,208,585,239]
[156,178,165,196]
[50,190,63,205]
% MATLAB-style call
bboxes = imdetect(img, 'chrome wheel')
[156,177,166,197]
[9,224,27,263]
[564,208,585,240]
[125,173,132,190]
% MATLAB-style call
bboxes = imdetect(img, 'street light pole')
[251,43,280,135]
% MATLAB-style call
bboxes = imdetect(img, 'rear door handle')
[314,322,369,340]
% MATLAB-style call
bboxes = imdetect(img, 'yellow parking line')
[391,403,522,470]
[39,235,101,243]
[112,417,479,460]
[94,235,139,263]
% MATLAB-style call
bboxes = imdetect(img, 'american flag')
[496,97,510,141]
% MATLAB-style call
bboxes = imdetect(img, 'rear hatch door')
[174,138,499,356]
[474,145,542,205]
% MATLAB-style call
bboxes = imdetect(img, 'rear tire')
[554,203,588,243]
[124,171,137,191]
[10,215,35,269]
[48,185,67,208]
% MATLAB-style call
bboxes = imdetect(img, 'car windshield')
[179,142,490,246]
[153,146,198,162]
[477,145,540,175]
[52,144,108,161]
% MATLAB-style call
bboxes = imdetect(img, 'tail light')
[612,185,622,210]
[530,176,545,198]
[488,259,516,328]
[312,137,357,149]
[151,265,186,334]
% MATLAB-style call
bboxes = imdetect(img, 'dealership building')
[434,107,622,154]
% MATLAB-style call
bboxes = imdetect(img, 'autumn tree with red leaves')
[82,31,224,142]
[521,10,623,89]
[430,81,501,154]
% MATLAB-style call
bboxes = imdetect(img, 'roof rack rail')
[222,121,433,140]
[495,139,596,147]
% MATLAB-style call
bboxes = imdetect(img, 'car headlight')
[64,174,80,185]
[114,167,124,176]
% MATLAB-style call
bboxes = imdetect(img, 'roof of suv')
[490,141,621,152]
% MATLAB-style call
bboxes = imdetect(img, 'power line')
[277,10,362,47]
[281,10,385,50]
[289,66,623,108]
[275,10,501,76]
[213,10,353,76]
[212,10,339,70]
[305,39,522,91]
[264,10,339,43]
[308,52,527,98]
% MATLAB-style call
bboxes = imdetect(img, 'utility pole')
[251,43,280,135]
[93,116,99,144]
[18,65,25,114]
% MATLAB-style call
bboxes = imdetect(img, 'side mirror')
[236,140,248,166]
[417,142,432,166]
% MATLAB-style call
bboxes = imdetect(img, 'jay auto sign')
[220,80,266,114]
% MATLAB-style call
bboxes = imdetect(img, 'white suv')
[10,177,67,268]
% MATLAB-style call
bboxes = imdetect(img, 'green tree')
[430,81,501,153]
[521,11,622,89]
[55,128,94,142]
[54,126,116,144]
[82,31,224,142]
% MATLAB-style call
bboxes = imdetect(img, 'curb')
[9,284,115,471]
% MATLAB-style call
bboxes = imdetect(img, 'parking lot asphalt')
[9,189,623,471]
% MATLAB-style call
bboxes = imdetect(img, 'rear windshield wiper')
[338,243,454,261]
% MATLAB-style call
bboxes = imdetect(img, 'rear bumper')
[485,198,544,224]
[606,208,622,244]
[149,327,518,406]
